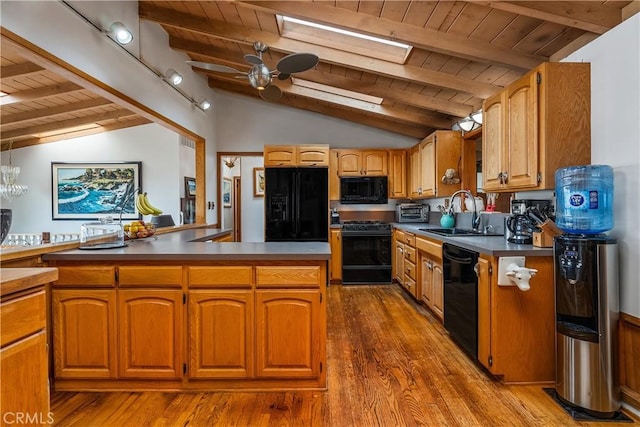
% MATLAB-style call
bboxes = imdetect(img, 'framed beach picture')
[51,162,141,220]
[253,168,265,197]
[184,176,196,198]
[222,178,232,207]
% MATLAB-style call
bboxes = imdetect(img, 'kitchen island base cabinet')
[49,261,327,391]
[53,289,117,379]
[477,255,555,384]
[189,290,254,379]
[256,290,322,378]
[118,290,183,379]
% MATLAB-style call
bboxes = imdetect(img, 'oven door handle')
[443,249,474,264]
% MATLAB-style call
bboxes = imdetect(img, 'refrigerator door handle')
[294,170,301,236]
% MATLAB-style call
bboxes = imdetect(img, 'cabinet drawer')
[404,233,416,247]
[118,266,182,287]
[56,266,116,287]
[256,266,321,287]
[416,237,442,260]
[395,230,405,241]
[1,290,46,347]
[405,260,416,281]
[188,266,253,288]
[404,246,417,264]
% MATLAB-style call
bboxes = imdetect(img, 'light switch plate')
[497,256,525,286]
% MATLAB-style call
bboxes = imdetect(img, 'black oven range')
[341,220,392,284]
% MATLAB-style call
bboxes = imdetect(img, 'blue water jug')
[555,165,614,234]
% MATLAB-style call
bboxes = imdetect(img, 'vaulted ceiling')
[1,1,638,149]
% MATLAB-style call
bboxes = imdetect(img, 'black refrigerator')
[265,168,328,242]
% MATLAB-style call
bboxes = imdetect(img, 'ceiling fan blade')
[276,53,319,75]
[277,73,291,81]
[244,54,263,65]
[186,61,244,74]
[259,85,282,102]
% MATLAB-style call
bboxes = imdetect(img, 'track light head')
[165,69,183,86]
[109,22,133,45]
[198,99,211,110]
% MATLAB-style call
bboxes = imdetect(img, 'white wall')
[240,157,265,242]
[0,1,219,223]
[214,91,419,152]
[2,124,185,234]
[564,14,640,317]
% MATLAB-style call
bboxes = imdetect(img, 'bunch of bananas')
[135,192,163,216]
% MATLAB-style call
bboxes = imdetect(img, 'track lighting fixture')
[165,69,183,86]
[108,21,133,45]
[197,99,211,111]
[470,110,483,125]
[453,109,483,133]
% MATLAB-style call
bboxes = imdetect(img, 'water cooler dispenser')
[554,235,619,417]
[554,164,620,418]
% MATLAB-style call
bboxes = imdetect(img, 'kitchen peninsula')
[40,230,330,392]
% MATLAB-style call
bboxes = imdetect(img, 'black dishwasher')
[443,243,479,359]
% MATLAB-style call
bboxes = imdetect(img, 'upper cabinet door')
[482,92,505,191]
[419,136,436,197]
[297,146,329,167]
[388,149,407,199]
[361,151,388,176]
[336,150,362,175]
[504,72,539,189]
[264,145,297,167]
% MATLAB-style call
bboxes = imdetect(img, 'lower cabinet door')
[431,261,444,320]
[53,289,117,378]
[1,331,50,421]
[256,290,321,378]
[118,289,183,379]
[189,290,254,378]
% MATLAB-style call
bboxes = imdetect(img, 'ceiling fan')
[187,41,319,102]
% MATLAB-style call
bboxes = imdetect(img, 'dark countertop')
[43,229,331,262]
[391,222,553,257]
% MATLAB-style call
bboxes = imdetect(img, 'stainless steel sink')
[419,228,503,237]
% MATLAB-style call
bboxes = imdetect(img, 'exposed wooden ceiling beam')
[1,98,113,125]
[8,116,153,150]
[234,1,546,71]
[207,72,451,129]
[172,36,475,118]
[139,3,501,98]
[473,1,620,34]
[0,62,45,80]
[1,108,137,141]
[0,82,84,106]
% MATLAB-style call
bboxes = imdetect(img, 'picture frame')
[184,176,196,198]
[222,178,232,208]
[253,167,265,197]
[51,162,141,220]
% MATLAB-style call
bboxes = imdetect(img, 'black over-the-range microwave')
[340,176,388,204]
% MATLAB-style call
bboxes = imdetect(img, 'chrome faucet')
[449,190,481,231]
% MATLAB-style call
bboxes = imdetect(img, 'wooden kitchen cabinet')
[52,289,117,378]
[482,62,590,192]
[419,130,462,198]
[417,237,444,321]
[118,289,183,379]
[189,290,254,378]
[330,229,342,282]
[329,149,340,200]
[409,145,421,198]
[255,290,322,378]
[388,149,408,198]
[264,145,329,167]
[393,229,405,286]
[399,232,419,299]
[336,149,388,176]
[477,255,556,383]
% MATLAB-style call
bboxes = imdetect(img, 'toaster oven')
[396,203,430,223]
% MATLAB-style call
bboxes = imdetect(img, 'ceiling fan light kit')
[187,41,319,102]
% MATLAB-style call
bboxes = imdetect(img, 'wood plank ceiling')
[1,1,637,149]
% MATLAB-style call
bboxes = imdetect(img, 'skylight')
[282,16,410,49]
[292,78,383,105]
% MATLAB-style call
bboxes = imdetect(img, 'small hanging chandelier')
[1,141,29,200]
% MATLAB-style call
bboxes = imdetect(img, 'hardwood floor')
[51,284,637,426]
